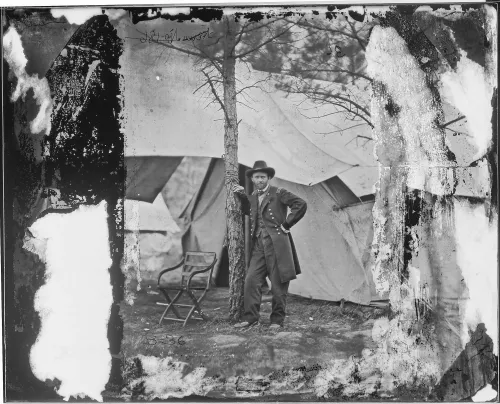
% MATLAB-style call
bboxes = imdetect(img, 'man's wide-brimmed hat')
[245,160,275,179]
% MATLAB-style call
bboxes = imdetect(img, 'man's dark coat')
[239,185,307,283]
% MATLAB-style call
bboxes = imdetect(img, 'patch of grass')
[204,315,232,328]
[309,325,324,333]
[286,295,391,327]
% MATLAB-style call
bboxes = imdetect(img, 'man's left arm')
[277,188,307,233]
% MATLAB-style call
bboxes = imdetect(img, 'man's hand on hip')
[280,224,290,233]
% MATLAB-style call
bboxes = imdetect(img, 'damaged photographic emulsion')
[2,3,498,402]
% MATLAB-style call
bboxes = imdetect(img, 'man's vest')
[255,199,268,238]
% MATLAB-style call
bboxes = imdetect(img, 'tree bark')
[222,16,246,321]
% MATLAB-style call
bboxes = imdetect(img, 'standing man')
[232,161,307,329]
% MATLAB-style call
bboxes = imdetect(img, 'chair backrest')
[181,252,217,288]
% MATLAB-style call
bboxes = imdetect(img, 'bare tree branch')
[315,125,372,142]
[439,115,466,129]
[192,42,224,75]
[193,80,210,95]
[232,20,251,51]
[238,87,258,105]
[284,18,369,47]
[234,17,286,37]
[346,19,367,52]
[236,76,272,95]
[345,134,373,147]
[202,71,228,121]
[297,109,346,120]
[284,86,373,128]
[234,18,301,60]
[237,100,258,111]
[199,32,226,48]
[283,68,372,82]
[153,38,219,61]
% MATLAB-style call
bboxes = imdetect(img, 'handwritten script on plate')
[126,28,214,44]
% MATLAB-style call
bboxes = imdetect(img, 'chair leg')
[159,290,183,325]
[183,306,197,327]
[160,287,211,326]
[186,289,209,320]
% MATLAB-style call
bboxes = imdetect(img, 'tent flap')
[126,156,183,202]
[180,159,227,280]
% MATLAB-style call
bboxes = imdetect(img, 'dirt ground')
[118,283,389,399]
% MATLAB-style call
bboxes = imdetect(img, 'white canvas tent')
[140,156,381,304]
[122,194,181,276]
[116,18,487,305]
[117,19,367,187]
[115,18,387,304]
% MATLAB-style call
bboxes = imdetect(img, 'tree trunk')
[222,16,246,321]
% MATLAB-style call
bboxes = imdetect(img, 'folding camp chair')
[157,252,217,327]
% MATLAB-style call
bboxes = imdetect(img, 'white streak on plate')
[472,384,497,402]
[29,201,113,402]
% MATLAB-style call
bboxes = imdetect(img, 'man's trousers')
[242,230,289,325]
